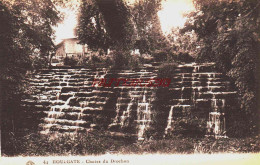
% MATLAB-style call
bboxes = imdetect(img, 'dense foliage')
[2,130,259,156]
[182,0,260,135]
[131,0,168,54]
[0,0,61,136]
[77,0,134,51]
[77,0,168,53]
[76,0,169,69]
[167,27,198,58]
[76,0,111,51]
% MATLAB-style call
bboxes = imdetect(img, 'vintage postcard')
[1,0,259,164]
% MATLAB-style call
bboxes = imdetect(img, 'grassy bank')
[2,130,259,156]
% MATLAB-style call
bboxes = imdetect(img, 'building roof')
[56,38,79,49]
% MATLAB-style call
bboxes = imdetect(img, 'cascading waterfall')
[41,68,109,134]
[22,62,236,139]
[109,86,138,129]
[108,87,124,129]
[108,68,156,136]
[137,93,151,140]
[206,97,227,138]
[41,93,76,134]
[163,63,233,138]
[41,74,72,134]
[206,112,226,138]
[165,106,174,134]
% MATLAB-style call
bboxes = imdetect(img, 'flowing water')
[22,62,236,139]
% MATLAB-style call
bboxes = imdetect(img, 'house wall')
[53,39,90,64]
[64,39,84,55]
[56,44,65,57]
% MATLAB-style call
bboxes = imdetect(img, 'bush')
[152,50,168,62]
[168,117,206,138]
[110,50,144,69]
[1,130,133,156]
[64,51,145,69]
[2,129,259,156]
[151,50,194,63]
[102,55,114,68]
[91,54,102,63]
[31,56,49,69]
[79,53,114,68]
[64,57,78,66]
[171,52,194,63]
[51,58,60,63]
[157,62,178,78]
[128,54,144,69]
[142,53,153,63]
[78,56,90,66]
[111,50,130,69]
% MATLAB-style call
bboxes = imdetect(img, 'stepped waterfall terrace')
[21,62,238,140]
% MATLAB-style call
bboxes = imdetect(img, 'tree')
[0,0,62,133]
[77,0,134,51]
[131,0,167,54]
[77,0,169,53]
[183,0,260,136]
[3,0,61,66]
[77,0,111,51]
[167,27,198,57]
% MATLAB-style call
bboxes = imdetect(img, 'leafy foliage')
[1,130,134,156]
[77,0,111,51]
[183,0,259,135]
[96,0,134,50]
[0,0,61,135]
[3,129,259,156]
[79,52,113,68]
[77,0,168,54]
[131,0,168,54]
[172,52,195,63]
[168,27,198,57]
[110,50,144,69]
[64,57,78,66]
[77,0,134,51]
[151,50,168,62]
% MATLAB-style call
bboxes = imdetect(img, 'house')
[52,38,89,64]
[51,37,142,65]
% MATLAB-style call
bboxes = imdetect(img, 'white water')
[165,106,174,134]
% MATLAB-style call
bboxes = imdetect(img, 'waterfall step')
[22,62,237,139]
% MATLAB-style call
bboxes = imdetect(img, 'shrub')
[142,53,153,63]
[51,58,60,63]
[1,130,135,156]
[169,117,206,138]
[157,62,178,78]
[152,50,168,62]
[79,53,114,68]
[102,55,114,68]
[111,50,130,69]
[78,56,90,66]
[31,55,49,69]
[110,50,144,69]
[66,50,145,69]
[128,54,144,69]
[170,52,194,63]
[64,57,78,66]
[2,129,259,156]
[177,52,194,63]
[91,54,102,63]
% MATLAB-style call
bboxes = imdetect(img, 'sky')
[53,0,195,44]
[158,0,195,34]
[53,7,78,44]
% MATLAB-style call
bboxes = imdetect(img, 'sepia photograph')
[0,0,259,164]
